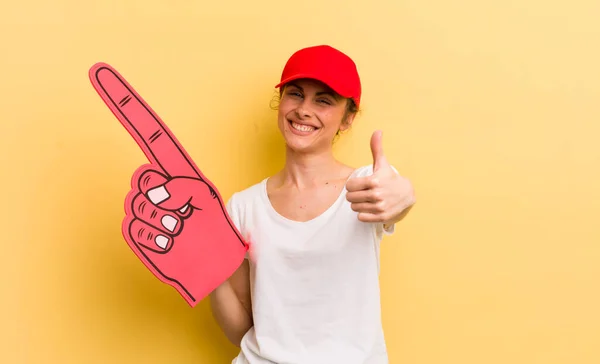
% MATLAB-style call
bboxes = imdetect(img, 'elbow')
[226,326,252,348]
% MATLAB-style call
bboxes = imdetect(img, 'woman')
[210,45,416,364]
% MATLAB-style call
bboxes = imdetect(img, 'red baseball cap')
[275,45,362,108]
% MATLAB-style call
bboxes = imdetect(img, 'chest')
[267,179,347,222]
[244,198,380,281]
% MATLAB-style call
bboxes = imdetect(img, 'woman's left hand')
[345,130,416,226]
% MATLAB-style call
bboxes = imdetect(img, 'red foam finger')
[136,168,169,195]
[176,203,193,219]
[89,62,197,178]
[91,63,250,308]
[128,219,174,253]
[131,193,183,235]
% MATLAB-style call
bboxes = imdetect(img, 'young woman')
[209,45,416,364]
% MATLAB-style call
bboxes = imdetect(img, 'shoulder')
[228,180,264,203]
[223,179,268,243]
[224,181,268,259]
[226,179,266,214]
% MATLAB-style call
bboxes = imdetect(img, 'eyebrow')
[287,83,340,99]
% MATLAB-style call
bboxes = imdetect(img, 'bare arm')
[209,259,253,347]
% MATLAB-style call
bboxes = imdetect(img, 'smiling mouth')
[289,120,318,132]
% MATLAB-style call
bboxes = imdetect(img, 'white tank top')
[226,165,394,364]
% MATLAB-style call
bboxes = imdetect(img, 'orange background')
[1,0,599,363]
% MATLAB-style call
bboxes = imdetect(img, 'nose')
[295,100,312,119]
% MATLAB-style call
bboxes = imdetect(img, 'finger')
[370,130,389,172]
[131,192,183,234]
[127,218,174,253]
[89,62,198,178]
[147,177,212,212]
[350,202,385,214]
[357,212,386,223]
[136,168,190,215]
[136,166,168,194]
[176,203,193,219]
[345,176,379,192]
[346,190,381,204]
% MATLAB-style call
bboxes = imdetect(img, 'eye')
[285,89,303,98]
[317,98,332,105]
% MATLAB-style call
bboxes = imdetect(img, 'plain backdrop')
[1,0,599,363]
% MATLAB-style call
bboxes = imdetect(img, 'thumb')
[370,130,389,172]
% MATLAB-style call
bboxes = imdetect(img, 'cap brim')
[274,74,353,99]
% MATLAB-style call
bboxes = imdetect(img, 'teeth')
[291,121,315,132]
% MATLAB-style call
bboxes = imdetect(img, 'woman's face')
[277,78,354,154]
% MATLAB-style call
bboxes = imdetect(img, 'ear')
[338,110,357,132]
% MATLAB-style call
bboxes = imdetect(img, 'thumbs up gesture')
[346,130,416,225]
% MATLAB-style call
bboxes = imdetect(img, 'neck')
[278,146,342,189]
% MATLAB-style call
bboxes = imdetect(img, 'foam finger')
[89,63,198,178]
[128,218,174,253]
[131,193,183,234]
[136,168,169,195]
[135,168,192,213]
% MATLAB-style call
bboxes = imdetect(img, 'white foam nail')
[148,186,169,204]
[155,235,169,249]
[161,215,178,232]
[180,204,188,213]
